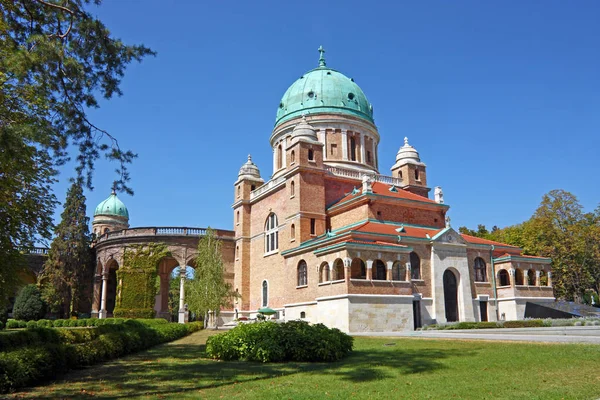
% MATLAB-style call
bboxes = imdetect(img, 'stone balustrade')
[250,175,286,200]
[325,165,403,187]
[96,226,234,243]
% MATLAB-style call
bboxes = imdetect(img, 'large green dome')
[94,190,129,218]
[275,47,374,126]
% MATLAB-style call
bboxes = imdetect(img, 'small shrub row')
[113,308,156,319]
[5,318,129,330]
[0,320,202,393]
[206,320,353,363]
[424,317,600,330]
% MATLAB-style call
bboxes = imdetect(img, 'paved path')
[353,326,600,344]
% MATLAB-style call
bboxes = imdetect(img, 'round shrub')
[53,319,65,327]
[206,321,353,363]
[77,319,88,327]
[26,320,38,329]
[13,285,46,321]
[6,319,20,329]
[574,321,583,326]
[36,319,52,328]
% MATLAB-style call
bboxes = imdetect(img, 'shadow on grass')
[14,338,476,399]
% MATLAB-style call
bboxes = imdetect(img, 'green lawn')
[6,330,600,399]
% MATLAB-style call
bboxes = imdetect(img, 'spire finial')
[404,137,409,146]
[247,154,252,162]
[111,181,117,195]
[318,45,326,67]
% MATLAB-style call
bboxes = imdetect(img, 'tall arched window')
[319,262,330,283]
[474,257,486,282]
[350,137,357,161]
[290,224,295,240]
[297,260,307,286]
[236,210,240,224]
[527,269,536,285]
[410,252,421,280]
[332,259,344,280]
[515,269,524,285]
[265,213,279,253]
[415,168,420,180]
[498,270,510,286]
[290,181,295,197]
[351,258,366,279]
[374,260,386,280]
[277,144,283,169]
[308,149,314,161]
[262,280,268,307]
[290,150,296,163]
[392,261,406,281]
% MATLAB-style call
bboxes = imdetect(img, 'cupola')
[290,115,318,144]
[238,154,263,182]
[92,187,130,237]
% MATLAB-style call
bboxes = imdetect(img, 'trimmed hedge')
[206,321,353,363]
[0,320,202,393]
[503,319,544,328]
[113,308,156,319]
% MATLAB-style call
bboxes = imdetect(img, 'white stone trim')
[284,301,318,308]
[496,296,555,302]
[316,293,415,301]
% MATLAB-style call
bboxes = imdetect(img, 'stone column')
[360,133,366,164]
[547,271,552,287]
[373,141,378,170]
[99,270,108,319]
[341,130,348,160]
[509,268,515,286]
[535,270,541,286]
[282,141,287,167]
[178,267,188,323]
[344,258,351,282]
[386,261,393,281]
[406,262,412,281]
[272,147,277,174]
[366,260,373,280]
[319,130,327,160]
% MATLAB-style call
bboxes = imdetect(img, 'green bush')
[12,285,46,321]
[0,320,202,393]
[26,321,37,329]
[0,307,7,329]
[206,321,353,363]
[477,321,501,329]
[36,319,52,328]
[53,319,64,328]
[503,319,544,328]
[113,308,156,319]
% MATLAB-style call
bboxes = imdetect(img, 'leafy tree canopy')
[13,284,46,321]
[0,0,154,306]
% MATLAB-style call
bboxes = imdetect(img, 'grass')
[6,330,600,399]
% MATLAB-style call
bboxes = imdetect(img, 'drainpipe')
[490,245,499,321]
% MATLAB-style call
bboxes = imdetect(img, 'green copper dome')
[94,190,129,218]
[275,47,374,126]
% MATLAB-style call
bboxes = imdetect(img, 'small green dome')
[94,190,129,218]
[275,47,374,126]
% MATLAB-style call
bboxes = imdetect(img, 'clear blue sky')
[52,0,600,235]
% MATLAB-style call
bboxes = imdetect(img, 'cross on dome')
[404,137,409,146]
[318,45,326,67]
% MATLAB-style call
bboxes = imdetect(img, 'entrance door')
[479,301,488,322]
[413,300,422,330]
[443,270,459,322]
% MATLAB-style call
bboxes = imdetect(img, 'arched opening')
[528,269,536,286]
[236,210,240,224]
[498,269,510,286]
[443,269,459,322]
[308,149,314,161]
[300,311,306,319]
[392,261,406,281]
[410,252,421,280]
[235,246,239,259]
[515,269,524,285]
[373,260,386,280]
[290,180,295,197]
[290,224,295,241]
[540,270,549,286]
[415,168,420,180]
[319,262,330,283]
[156,256,186,321]
[474,257,487,282]
[332,259,344,280]
[105,258,119,316]
[297,260,307,286]
[350,258,366,279]
[350,137,357,161]
[277,144,283,169]
[265,213,279,253]
[262,280,268,307]
[290,150,296,163]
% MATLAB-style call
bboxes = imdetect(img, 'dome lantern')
[238,154,263,182]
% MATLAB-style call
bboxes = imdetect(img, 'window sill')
[296,284,308,289]
[475,281,491,285]
[290,195,295,199]
[331,279,345,285]
[263,250,279,257]
[290,238,296,243]
[308,159,317,164]
[411,279,424,283]
[318,281,330,286]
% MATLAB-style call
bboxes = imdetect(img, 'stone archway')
[443,269,459,322]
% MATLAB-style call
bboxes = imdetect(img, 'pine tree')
[41,182,93,318]
[186,228,238,328]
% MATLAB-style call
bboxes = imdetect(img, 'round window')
[348,93,355,100]
[308,91,315,98]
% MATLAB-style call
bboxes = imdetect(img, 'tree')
[40,181,93,318]
[0,1,154,307]
[13,284,46,321]
[186,228,238,328]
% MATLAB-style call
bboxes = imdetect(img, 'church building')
[91,48,555,332]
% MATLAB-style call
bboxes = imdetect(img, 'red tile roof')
[328,182,438,209]
[352,221,442,239]
[460,234,521,249]
[495,252,550,260]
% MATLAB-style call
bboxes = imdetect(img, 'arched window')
[528,269,536,285]
[235,246,239,259]
[277,144,283,169]
[474,257,487,282]
[410,252,421,280]
[332,259,344,280]
[236,210,240,224]
[290,224,295,240]
[262,280,268,307]
[351,258,366,279]
[300,311,306,319]
[319,262,330,283]
[290,181,295,197]
[290,150,295,163]
[350,137,357,161]
[540,270,549,286]
[308,149,314,161]
[297,260,307,286]
[515,269,524,285]
[392,261,406,281]
[265,213,279,253]
[415,168,420,180]
[237,185,241,198]
[374,260,386,280]
[367,151,372,163]
[498,270,510,286]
